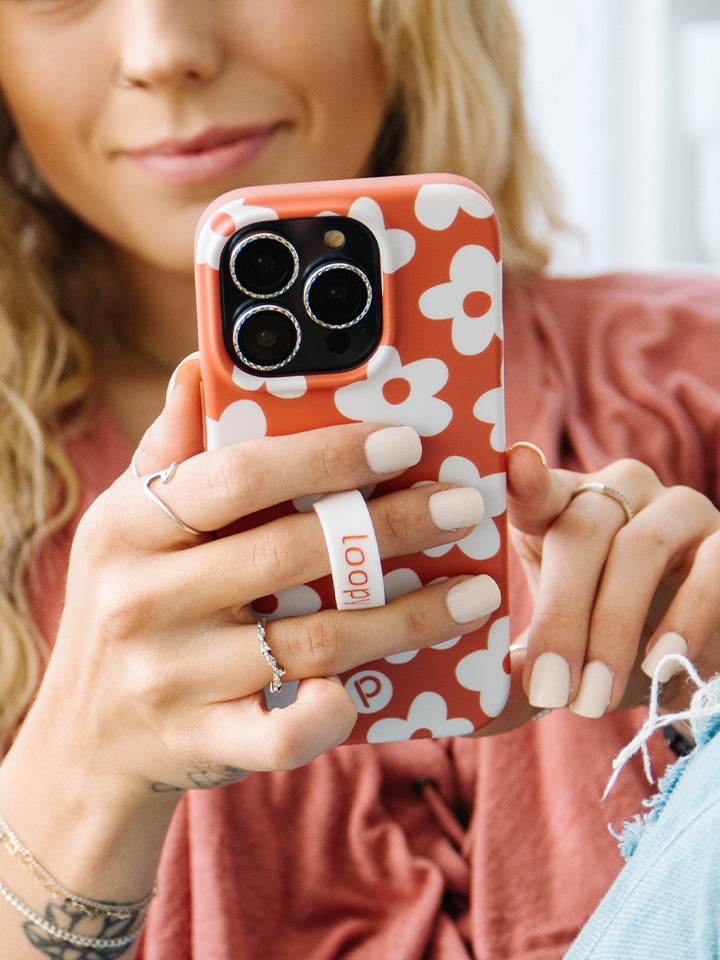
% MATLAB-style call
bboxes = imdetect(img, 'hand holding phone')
[195,173,508,743]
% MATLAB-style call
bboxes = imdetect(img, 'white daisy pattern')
[232,364,307,399]
[346,196,416,273]
[366,691,475,743]
[205,399,267,447]
[473,362,506,452]
[423,457,506,561]
[418,244,502,356]
[333,345,452,437]
[414,181,495,230]
[455,617,511,717]
[196,200,279,269]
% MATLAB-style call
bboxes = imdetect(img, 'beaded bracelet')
[0,807,156,920]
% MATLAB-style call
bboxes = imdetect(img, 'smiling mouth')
[125,125,283,184]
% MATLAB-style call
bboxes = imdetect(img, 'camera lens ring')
[232,304,301,373]
[229,232,299,299]
[304,261,373,329]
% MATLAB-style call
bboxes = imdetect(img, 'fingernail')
[508,441,548,466]
[166,351,200,402]
[429,487,485,530]
[529,652,570,708]
[642,632,687,682]
[447,575,501,624]
[365,426,422,474]
[569,661,614,718]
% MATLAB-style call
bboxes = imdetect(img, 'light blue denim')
[565,673,720,960]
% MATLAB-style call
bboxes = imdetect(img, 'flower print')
[414,181,495,230]
[455,616,511,717]
[334,345,452,436]
[346,196,416,273]
[206,399,267,447]
[196,199,279,269]
[367,691,475,743]
[232,364,307,399]
[423,457,506,560]
[418,244,502,356]
[473,362,506,452]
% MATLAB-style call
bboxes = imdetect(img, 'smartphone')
[195,173,509,744]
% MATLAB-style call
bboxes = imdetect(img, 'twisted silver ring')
[569,481,635,524]
[142,462,203,536]
[257,618,286,695]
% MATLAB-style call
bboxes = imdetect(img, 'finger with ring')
[569,481,635,524]
[257,618,286,695]
[142,462,203,536]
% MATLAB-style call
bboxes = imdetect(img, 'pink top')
[29,271,720,959]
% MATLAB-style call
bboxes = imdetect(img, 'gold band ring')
[569,481,635,524]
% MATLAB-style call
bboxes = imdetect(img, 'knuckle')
[533,597,585,637]
[562,509,607,542]
[614,520,669,558]
[590,609,636,645]
[313,433,346,485]
[288,616,339,674]
[205,446,253,509]
[92,570,162,643]
[264,725,307,771]
[609,458,659,488]
[375,498,413,547]
[75,491,127,562]
[398,591,434,644]
[248,520,317,583]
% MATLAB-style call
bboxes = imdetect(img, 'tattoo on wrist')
[22,899,138,958]
[151,764,249,793]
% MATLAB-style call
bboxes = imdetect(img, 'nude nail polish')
[569,661,614,718]
[364,426,422,474]
[529,652,570,708]
[642,632,687,683]
[447,575,501,624]
[508,441,548,466]
[429,487,485,530]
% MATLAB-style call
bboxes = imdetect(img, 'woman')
[1,2,719,957]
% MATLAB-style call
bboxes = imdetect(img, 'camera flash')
[323,229,346,249]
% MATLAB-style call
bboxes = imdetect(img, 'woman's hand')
[506,442,720,719]
[25,356,499,796]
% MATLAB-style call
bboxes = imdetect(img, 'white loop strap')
[313,490,385,610]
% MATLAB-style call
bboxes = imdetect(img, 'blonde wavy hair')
[0,0,558,750]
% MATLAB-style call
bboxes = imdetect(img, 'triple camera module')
[220,216,383,377]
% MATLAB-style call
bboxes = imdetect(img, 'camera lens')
[304,262,372,328]
[233,305,301,372]
[230,233,299,298]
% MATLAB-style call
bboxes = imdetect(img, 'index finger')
[121,423,423,548]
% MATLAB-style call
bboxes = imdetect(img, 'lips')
[124,125,282,184]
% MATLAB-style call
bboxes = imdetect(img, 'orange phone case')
[195,173,509,743]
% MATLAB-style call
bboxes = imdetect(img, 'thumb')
[128,353,205,478]
[506,441,575,537]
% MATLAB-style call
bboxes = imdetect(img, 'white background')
[512,0,720,274]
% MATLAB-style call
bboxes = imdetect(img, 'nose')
[116,0,223,89]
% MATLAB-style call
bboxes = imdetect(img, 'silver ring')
[569,481,635,524]
[257,618,286,695]
[142,462,203,536]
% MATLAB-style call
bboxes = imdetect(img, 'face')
[0,0,387,273]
